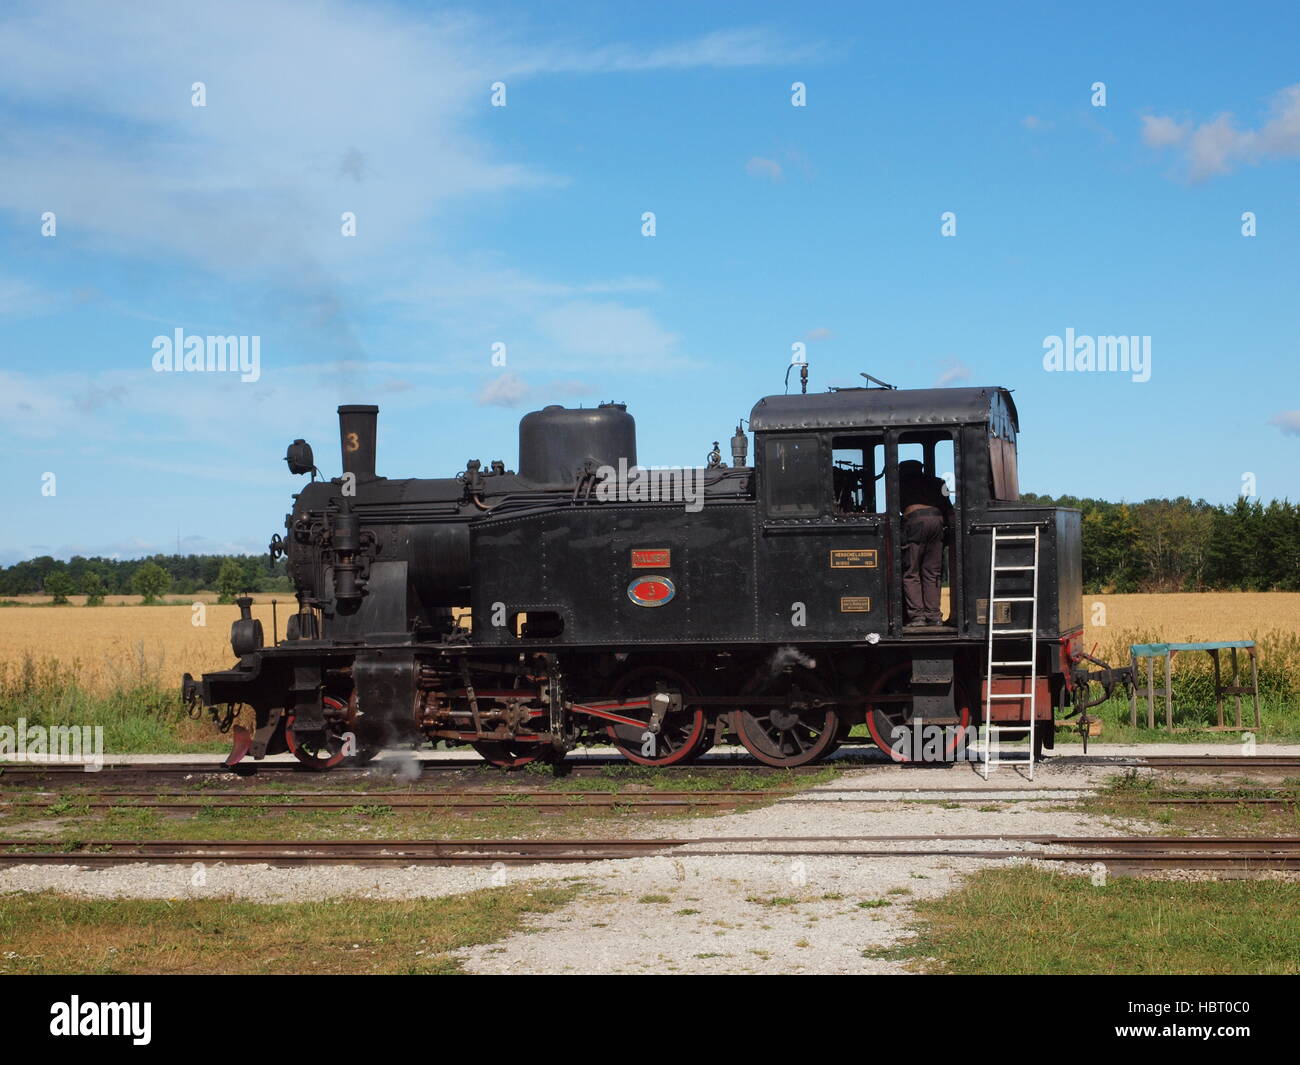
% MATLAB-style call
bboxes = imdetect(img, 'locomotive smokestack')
[338,404,379,482]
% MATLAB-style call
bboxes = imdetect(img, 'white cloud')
[1140,114,1188,148]
[936,359,972,387]
[804,327,833,341]
[0,5,817,284]
[478,372,531,407]
[0,1,539,279]
[507,27,823,76]
[1268,410,1300,436]
[745,156,783,181]
[1143,84,1300,179]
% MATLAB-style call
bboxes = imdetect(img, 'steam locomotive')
[183,380,1125,770]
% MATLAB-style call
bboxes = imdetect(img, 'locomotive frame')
[184,382,1124,770]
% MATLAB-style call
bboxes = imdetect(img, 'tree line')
[1020,494,1300,592]
[0,554,290,604]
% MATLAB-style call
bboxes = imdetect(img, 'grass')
[1054,696,1300,745]
[0,884,583,974]
[0,654,220,753]
[0,796,675,845]
[878,866,1300,974]
[560,763,841,792]
[0,761,838,845]
[1079,768,1300,835]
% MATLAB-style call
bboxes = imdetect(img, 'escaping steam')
[766,645,817,679]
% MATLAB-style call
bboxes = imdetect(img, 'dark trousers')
[902,509,945,624]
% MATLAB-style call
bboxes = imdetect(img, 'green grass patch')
[1053,693,1300,744]
[0,884,583,974]
[890,866,1300,974]
[0,655,222,753]
[1083,770,1300,835]
[0,784,740,844]
[553,764,840,793]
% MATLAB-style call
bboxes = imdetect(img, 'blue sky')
[1,0,1298,564]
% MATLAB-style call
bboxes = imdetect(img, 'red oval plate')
[627,575,675,607]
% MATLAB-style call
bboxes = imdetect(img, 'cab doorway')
[892,431,959,633]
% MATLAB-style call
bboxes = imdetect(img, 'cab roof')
[748,386,1019,433]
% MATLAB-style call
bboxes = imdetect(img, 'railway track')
[4,787,1298,812]
[1132,756,1300,769]
[3,753,1298,781]
[3,834,1299,870]
[1,790,795,811]
[0,759,846,780]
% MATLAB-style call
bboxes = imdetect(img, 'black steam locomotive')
[184,381,1124,770]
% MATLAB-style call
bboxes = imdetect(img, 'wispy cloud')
[936,359,972,387]
[506,27,824,76]
[1142,84,1300,180]
[745,156,784,181]
[478,372,531,407]
[0,5,817,343]
[1268,410,1300,437]
[1139,114,1188,148]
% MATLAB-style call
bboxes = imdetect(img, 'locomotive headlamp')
[285,439,315,476]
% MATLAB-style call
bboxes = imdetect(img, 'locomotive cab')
[748,385,1077,641]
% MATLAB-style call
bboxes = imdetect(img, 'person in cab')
[899,459,953,629]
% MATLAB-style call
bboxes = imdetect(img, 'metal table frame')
[1129,641,1260,732]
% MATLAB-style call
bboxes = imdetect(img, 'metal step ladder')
[979,525,1041,779]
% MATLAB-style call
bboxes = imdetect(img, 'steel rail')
[3,753,1298,780]
[4,834,1300,869]
[6,790,1296,812]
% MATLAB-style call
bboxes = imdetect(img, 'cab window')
[764,436,822,516]
[831,435,884,514]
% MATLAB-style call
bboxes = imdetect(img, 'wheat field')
[0,600,290,694]
[0,593,1297,696]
